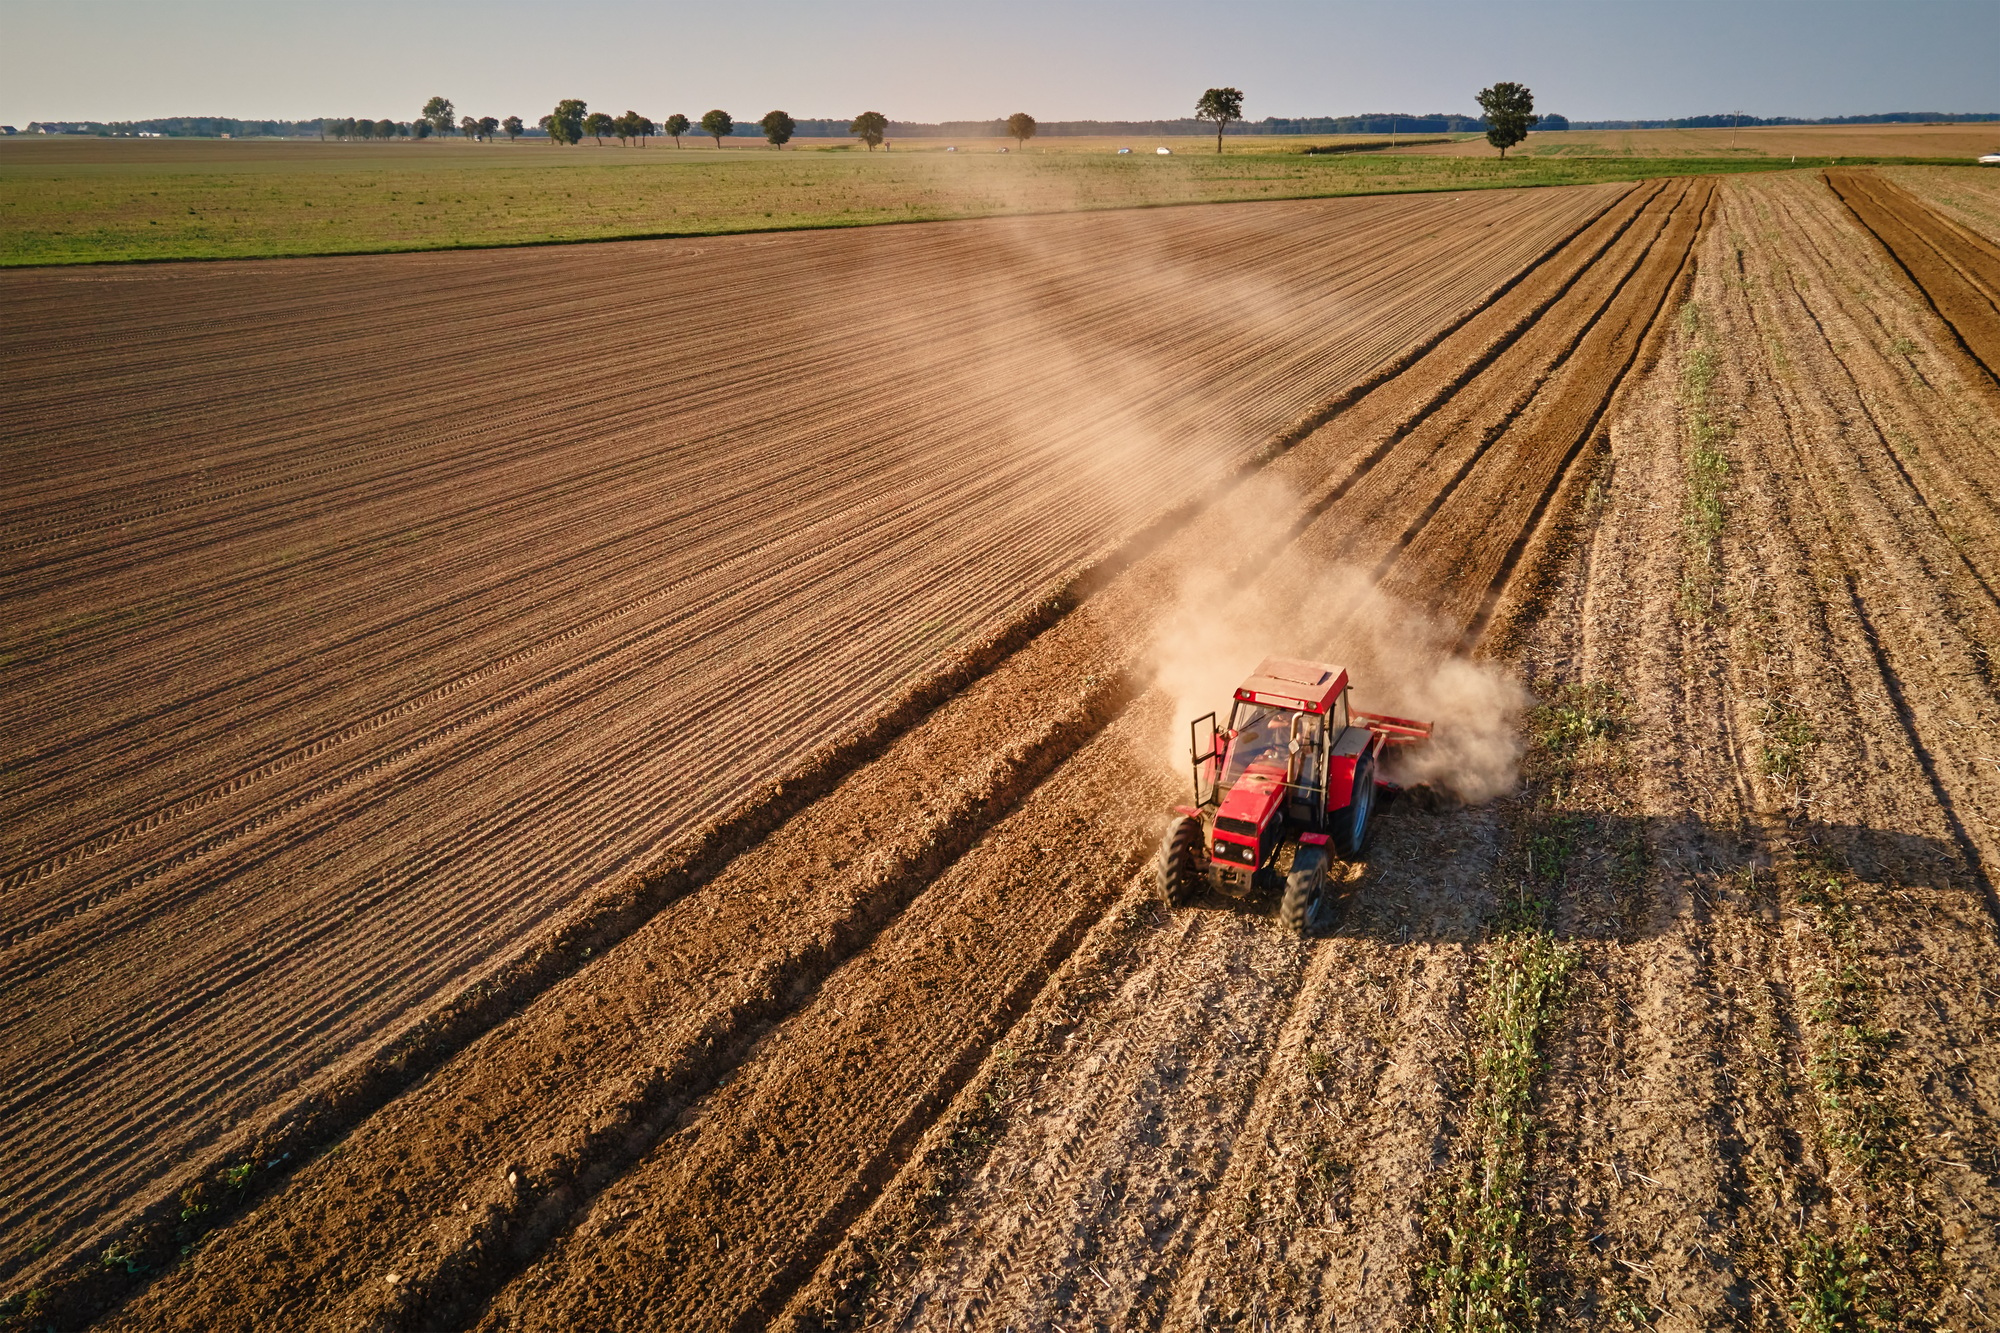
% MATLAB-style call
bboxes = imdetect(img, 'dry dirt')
[1885,165,2000,245]
[7,167,2000,1333]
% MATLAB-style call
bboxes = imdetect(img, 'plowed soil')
[10,168,2000,1333]
[1829,168,2000,389]
[1,186,1624,1304]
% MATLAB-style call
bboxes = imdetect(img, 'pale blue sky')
[4,0,1995,128]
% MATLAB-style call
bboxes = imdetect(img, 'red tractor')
[1156,657,1431,934]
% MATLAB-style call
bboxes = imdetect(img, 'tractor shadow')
[1176,794,1982,944]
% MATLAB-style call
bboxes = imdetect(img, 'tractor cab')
[1159,656,1432,936]
[1199,660,1348,871]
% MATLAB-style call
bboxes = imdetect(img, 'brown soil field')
[0,185,1624,1310]
[1889,164,2000,243]
[1830,169,2000,390]
[8,166,2000,1333]
[1395,121,2000,160]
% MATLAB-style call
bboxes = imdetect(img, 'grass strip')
[1416,674,1636,1330]
[0,151,1920,268]
[1677,299,1732,619]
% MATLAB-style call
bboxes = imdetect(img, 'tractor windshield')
[1222,705,1293,786]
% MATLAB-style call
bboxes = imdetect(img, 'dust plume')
[1148,500,1527,805]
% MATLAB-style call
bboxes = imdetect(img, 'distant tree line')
[531,99,811,148]
[609,111,1571,138]
[30,103,1997,145]
[24,116,326,137]
[1568,111,2000,130]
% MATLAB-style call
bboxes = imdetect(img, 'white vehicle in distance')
[1117,147,1132,155]
[1980,153,2000,166]
[1156,146,1172,155]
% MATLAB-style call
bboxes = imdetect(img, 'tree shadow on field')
[1175,793,1980,945]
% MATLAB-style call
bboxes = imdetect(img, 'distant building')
[0,126,15,135]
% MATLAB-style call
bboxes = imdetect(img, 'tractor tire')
[1156,815,1204,908]
[1281,844,1329,937]
[1332,754,1378,860]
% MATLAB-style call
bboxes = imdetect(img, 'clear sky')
[4,0,1996,129]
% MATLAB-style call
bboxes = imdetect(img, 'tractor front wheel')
[1332,754,1377,859]
[1156,815,1204,908]
[1281,844,1328,936]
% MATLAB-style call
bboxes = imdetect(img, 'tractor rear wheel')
[1332,754,1377,859]
[1281,844,1328,936]
[1156,815,1204,908]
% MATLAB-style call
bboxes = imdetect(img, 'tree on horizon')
[850,110,888,151]
[760,110,796,147]
[1195,88,1243,153]
[615,111,655,145]
[665,113,690,147]
[1475,82,1539,157]
[548,99,586,145]
[1006,112,1037,147]
[700,109,734,146]
[422,96,455,136]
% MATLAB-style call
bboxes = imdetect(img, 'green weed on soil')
[1677,301,1732,619]
[1421,932,1578,1333]
[1783,852,1949,1329]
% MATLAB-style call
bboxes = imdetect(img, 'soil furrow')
[54,189,1640,1329]
[0,182,1624,1312]
[435,179,1705,1331]
[1827,169,2000,389]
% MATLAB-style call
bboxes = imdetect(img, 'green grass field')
[0,134,1959,266]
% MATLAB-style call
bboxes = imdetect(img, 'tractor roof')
[1233,657,1348,714]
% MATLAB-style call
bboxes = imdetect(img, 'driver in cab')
[1224,707,1293,784]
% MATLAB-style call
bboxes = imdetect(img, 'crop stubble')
[1483,169,2000,1327]
[0,186,1621,1303]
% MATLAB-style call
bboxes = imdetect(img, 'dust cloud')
[835,164,1527,801]
[1148,484,1527,805]
[835,160,1332,538]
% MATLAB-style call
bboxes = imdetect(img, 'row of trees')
[325,117,515,142]
[353,84,1533,154]
[418,98,518,142]
[540,101,855,149]
[328,99,523,142]
[539,102,669,145]
[1187,84,1539,157]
